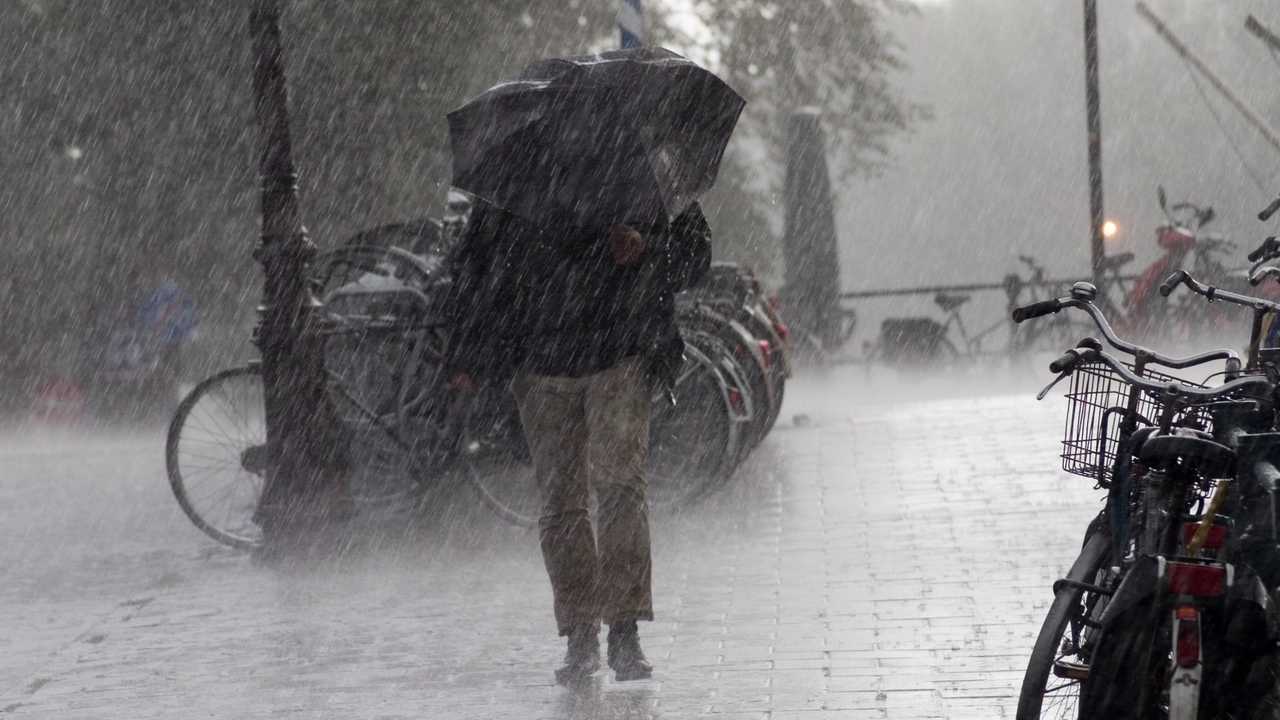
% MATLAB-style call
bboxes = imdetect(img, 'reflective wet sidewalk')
[1,366,1102,718]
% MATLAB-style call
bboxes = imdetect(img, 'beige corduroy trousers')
[510,357,654,636]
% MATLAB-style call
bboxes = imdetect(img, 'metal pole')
[248,0,348,535]
[1083,0,1106,286]
[1246,15,1280,54]
[840,275,1138,300]
[1137,3,1280,156]
[619,0,643,49]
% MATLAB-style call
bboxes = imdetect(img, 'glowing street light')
[1102,220,1118,238]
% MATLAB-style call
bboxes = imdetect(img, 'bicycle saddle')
[1127,426,1160,456]
[1098,252,1135,273]
[1139,428,1236,479]
[934,292,971,313]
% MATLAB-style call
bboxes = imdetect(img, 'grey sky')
[843,0,1280,292]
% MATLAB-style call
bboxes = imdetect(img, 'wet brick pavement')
[1,367,1104,718]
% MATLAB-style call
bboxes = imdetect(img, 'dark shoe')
[607,621,653,681]
[555,623,600,685]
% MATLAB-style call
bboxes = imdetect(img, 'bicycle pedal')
[1052,659,1089,680]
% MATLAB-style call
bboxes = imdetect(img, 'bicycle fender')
[1222,565,1279,652]
[1100,559,1276,645]
[1097,556,1161,626]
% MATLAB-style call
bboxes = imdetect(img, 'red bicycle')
[1114,188,1258,346]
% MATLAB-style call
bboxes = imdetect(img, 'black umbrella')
[447,47,744,229]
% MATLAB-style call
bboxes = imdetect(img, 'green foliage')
[0,0,916,405]
[0,1,613,403]
[651,0,926,278]
[705,0,925,178]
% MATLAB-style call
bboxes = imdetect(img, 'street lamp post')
[1083,0,1106,285]
[619,0,643,49]
[247,0,348,537]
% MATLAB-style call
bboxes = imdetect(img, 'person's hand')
[610,224,645,266]
[450,372,475,391]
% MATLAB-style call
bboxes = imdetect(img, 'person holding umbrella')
[443,47,743,685]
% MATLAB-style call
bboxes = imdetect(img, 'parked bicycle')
[1006,254,1136,360]
[1012,268,1280,719]
[1115,188,1252,349]
[864,256,1083,368]
[678,261,792,449]
[166,225,785,548]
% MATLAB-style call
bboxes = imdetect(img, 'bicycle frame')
[936,301,1007,358]
[1158,270,1280,369]
[1015,281,1280,720]
[1002,255,1133,358]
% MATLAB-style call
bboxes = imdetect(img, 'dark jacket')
[443,200,712,388]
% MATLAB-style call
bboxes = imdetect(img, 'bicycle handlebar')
[1158,271,1187,298]
[1011,299,1061,323]
[1050,347,1090,374]
[1260,196,1280,222]
[1160,270,1280,320]
[1013,285,1239,369]
[1064,346,1269,401]
[1251,267,1280,287]
[1248,236,1280,262]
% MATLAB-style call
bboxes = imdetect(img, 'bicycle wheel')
[763,357,786,434]
[741,309,789,436]
[1017,529,1112,720]
[649,340,741,500]
[680,309,773,452]
[322,325,440,512]
[166,366,267,550]
[1077,585,1263,720]
[465,454,540,528]
[461,386,541,529]
[680,331,753,473]
[936,336,963,366]
[1078,571,1280,720]
[467,343,744,528]
[1076,597,1170,719]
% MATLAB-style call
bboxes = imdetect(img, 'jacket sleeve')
[650,201,712,293]
[442,203,528,379]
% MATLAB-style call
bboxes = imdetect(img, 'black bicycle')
[166,237,762,546]
[1013,276,1280,720]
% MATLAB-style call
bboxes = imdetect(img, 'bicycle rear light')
[758,340,771,369]
[728,386,741,409]
[1166,562,1224,596]
[777,324,789,341]
[1174,606,1201,668]
[1181,522,1227,551]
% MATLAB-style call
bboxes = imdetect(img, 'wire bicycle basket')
[1061,362,1211,485]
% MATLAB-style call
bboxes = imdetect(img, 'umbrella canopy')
[447,47,744,229]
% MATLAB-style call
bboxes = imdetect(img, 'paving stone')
[1,368,1101,718]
